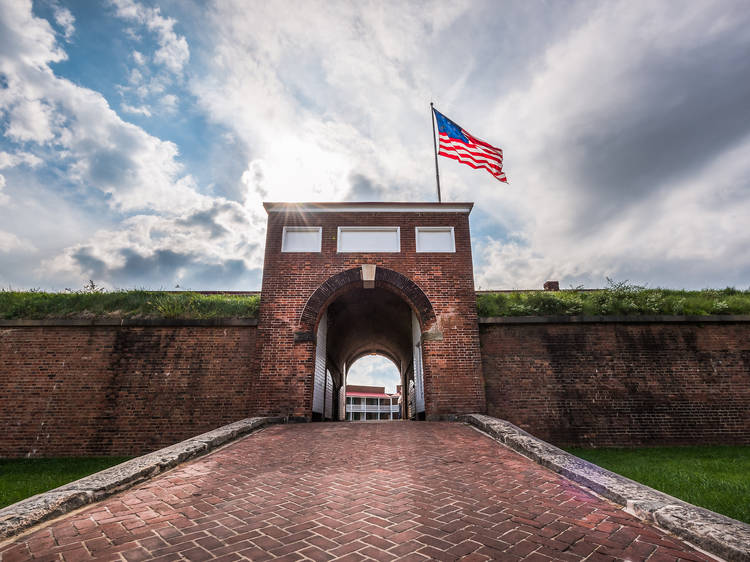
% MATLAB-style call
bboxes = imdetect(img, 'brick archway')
[298,266,436,334]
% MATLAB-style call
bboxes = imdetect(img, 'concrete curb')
[464,414,750,562]
[0,318,258,327]
[0,417,281,541]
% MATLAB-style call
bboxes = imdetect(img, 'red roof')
[346,391,399,399]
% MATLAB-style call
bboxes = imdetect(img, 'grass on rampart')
[477,282,750,317]
[0,457,131,509]
[3,281,750,319]
[0,290,260,320]
[566,445,750,524]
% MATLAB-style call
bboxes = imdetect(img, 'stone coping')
[464,414,750,562]
[4,315,749,327]
[0,318,258,327]
[478,314,750,324]
[0,417,281,541]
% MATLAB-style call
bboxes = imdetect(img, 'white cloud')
[2,0,749,291]
[0,173,6,205]
[111,0,189,74]
[159,93,178,113]
[121,103,151,117]
[0,0,203,214]
[0,0,250,288]
[0,228,36,253]
[470,2,750,289]
[45,200,265,287]
[346,355,400,394]
[188,1,750,289]
[0,151,43,169]
[52,4,75,40]
[192,1,470,206]
[5,98,56,143]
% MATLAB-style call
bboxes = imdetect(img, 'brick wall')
[255,204,485,420]
[480,319,750,446]
[0,323,258,457]
[1,316,748,457]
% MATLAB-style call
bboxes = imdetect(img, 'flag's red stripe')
[435,121,507,183]
[439,134,503,160]
[441,143,503,168]
[439,151,504,175]
[439,138,503,168]
[440,151,503,174]
[439,143,507,181]
[441,131,503,157]
[441,143,503,165]
[439,136,502,159]
[463,131,503,154]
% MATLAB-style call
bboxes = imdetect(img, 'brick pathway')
[0,422,713,561]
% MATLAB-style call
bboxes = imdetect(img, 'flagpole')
[430,102,442,203]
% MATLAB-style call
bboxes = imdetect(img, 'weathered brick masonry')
[1,317,749,456]
[0,322,258,457]
[254,203,485,420]
[480,319,750,446]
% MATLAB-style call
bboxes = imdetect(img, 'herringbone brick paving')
[0,423,714,561]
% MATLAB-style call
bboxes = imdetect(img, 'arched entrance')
[344,355,401,421]
[301,267,435,421]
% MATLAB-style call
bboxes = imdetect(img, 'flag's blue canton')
[434,111,469,143]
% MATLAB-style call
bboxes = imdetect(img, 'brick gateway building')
[253,202,485,421]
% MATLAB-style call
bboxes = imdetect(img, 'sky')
[347,355,400,395]
[1,0,750,293]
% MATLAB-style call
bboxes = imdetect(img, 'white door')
[412,311,425,414]
[312,310,327,415]
[324,369,333,420]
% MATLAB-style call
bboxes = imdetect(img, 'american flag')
[433,108,507,183]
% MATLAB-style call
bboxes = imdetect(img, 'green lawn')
[565,446,750,524]
[0,457,131,509]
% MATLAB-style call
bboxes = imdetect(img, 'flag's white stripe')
[441,149,503,173]
[440,136,503,161]
[441,151,506,178]
[441,151,507,182]
[457,131,503,156]
[436,129,508,183]
[439,136,502,159]
[440,142,503,168]
[445,143,503,165]
[440,149,503,173]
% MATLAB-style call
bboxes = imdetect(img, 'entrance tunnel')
[311,286,425,421]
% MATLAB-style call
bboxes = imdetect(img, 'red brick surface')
[255,208,485,419]
[0,423,713,561]
[0,326,258,457]
[480,322,750,446]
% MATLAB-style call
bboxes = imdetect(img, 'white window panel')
[337,226,400,253]
[282,226,322,252]
[415,226,455,253]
